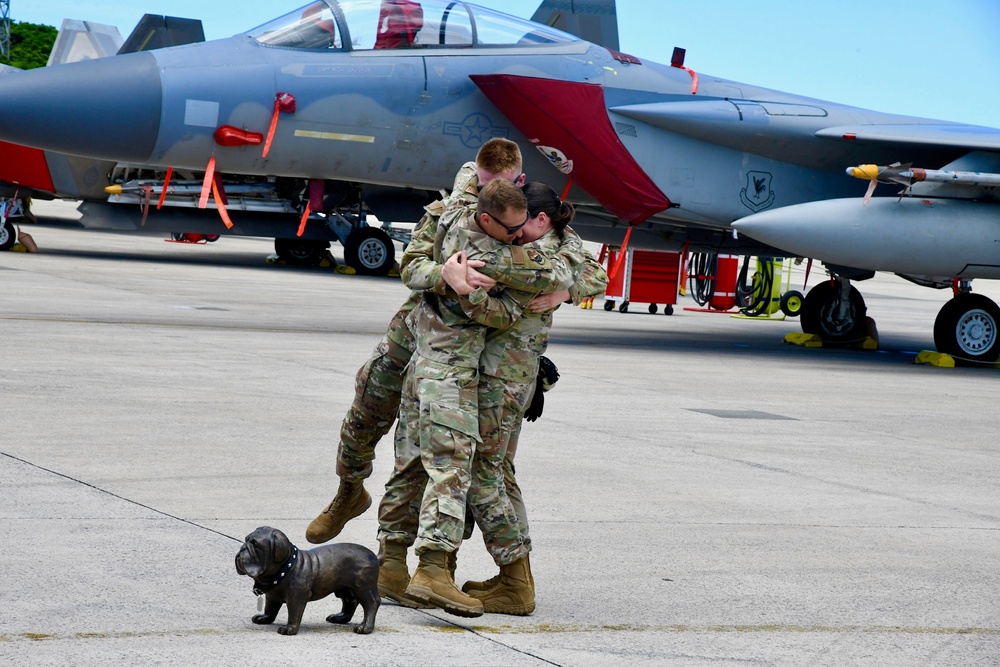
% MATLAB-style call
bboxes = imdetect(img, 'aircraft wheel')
[619,300,629,313]
[933,293,1000,363]
[274,238,329,266]
[780,290,804,318]
[603,300,615,312]
[800,282,867,344]
[648,304,658,314]
[344,227,395,276]
[0,219,17,250]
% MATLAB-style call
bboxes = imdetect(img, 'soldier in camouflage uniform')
[458,183,608,615]
[306,141,520,548]
[304,162,479,549]
[380,179,587,617]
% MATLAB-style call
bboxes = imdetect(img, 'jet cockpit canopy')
[248,0,580,51]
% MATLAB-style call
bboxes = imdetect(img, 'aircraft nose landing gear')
[799,278,868,344]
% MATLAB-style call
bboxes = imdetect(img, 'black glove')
[524,381,543,422]
[538,356,559,392]
[524,357,559,423]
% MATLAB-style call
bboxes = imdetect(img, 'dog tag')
[257,595,264,612]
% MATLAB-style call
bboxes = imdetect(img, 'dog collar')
[252,545,298,596]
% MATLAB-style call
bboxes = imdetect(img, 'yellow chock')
[11,243,27,253]
[858,336,879,351]
[335,265,356,275]
[914,351,955,368]
[784,332,823,347]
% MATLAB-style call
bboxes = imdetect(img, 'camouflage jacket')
[385,162,478,349]
[480,229,608,382]
[405,207,576,368]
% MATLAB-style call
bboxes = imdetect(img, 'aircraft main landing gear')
[933,291,1000,363]
[0,218,16,251]
[274,238,331,266]
[799,278,867,344]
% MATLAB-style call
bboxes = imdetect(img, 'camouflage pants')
[467,428,527,533]
[467,375,533,565]
[378,356,480,554]
[335,335,413,483]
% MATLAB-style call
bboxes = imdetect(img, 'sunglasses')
[483,210,529,235]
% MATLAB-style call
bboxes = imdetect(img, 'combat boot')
[461,571,500,594]
[305,479,372,544]
[469,555,534,615]
[406,550,484,618]
[377,541,431,609]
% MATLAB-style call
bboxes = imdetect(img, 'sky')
[13,0,1000,128]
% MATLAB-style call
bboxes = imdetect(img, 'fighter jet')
[1,0,999,361]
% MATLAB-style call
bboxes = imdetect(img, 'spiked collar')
[252,545,298,596]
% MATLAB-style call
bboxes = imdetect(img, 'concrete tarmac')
[2,201,999,665]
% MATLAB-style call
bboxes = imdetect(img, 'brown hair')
[523,182,574,240]
[475,138,522,175]
[479,178,527,215]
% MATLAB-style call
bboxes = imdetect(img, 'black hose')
[737,256,774,316]
[687,253,717,307]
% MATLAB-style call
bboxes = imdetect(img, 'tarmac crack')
[1,450,243,544]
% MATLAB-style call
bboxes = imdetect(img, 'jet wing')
[816,124,1000,152]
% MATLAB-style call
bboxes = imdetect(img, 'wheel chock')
[858,336,879,350]
[335,265,356,275]
[914,351,956,368]
[784,332,823,347]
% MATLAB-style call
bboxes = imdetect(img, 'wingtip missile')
[846,164,881,181]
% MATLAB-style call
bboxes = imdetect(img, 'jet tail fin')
[530,0,619,51]
[118,15,205,54]
[47,20,124,65]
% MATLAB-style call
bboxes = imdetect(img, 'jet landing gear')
[933,291,1000,363]
[799,278,868,344]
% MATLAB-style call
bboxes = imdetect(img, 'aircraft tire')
[800,282,867,344]
[780,290,804,318]
[344,227,395,276]
[274,238,328,266]
[0,219,15,250]
[933,293,1000,364]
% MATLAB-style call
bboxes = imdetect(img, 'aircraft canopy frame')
[248,0,581,52]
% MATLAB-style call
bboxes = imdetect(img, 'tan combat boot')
[406,550,484,618]
[469,555,534,615]
[305,479,371,544]
[377,541,431,609]
[461,571,500,594]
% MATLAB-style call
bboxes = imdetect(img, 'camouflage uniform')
[378,205,580,556]
[486,246,608,542]
[471,229,608,565]
[334,163,478,483]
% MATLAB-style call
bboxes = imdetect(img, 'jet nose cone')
[0,52,161,162]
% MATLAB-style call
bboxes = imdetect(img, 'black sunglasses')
[483,210,529,235]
